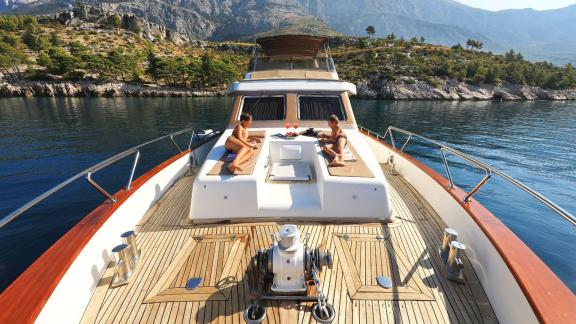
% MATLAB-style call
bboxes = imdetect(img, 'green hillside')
[0,15,574,92]
[333,37,576,90]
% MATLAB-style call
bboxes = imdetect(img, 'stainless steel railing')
[358,125,576,226]
[0,128,220,229]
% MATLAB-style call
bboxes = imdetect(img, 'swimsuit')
[333,128,348,149]
[336,134,348,147]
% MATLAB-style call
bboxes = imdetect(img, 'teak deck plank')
[81,168,497,323]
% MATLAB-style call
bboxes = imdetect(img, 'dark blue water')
[0,98,574,293]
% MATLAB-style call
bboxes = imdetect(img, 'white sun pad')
[270,162,312,181]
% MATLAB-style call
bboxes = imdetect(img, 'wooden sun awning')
[256,34,328,57]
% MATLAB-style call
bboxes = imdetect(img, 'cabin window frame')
[297,94,347,121]
[238,95,287,121]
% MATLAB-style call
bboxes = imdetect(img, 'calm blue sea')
[0,97,574,292]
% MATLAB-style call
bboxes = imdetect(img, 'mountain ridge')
[1,0,574,64]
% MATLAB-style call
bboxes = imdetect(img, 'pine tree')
[21,26,41,52]
[365,26,375,40]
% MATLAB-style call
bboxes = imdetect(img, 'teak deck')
[81,165,498,323]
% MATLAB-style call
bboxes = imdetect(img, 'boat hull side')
[361,131,575,324]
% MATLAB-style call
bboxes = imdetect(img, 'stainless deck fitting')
[377,276,392,289]
[311,303,336,323]
[186,277,202,290]
[388,155,398,175]
[445,241,466,283]
[438,228,458,264]
[244,304,266,324]
[111,244,136,287]
[121,230,140,261]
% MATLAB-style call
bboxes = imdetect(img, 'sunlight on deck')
[81,166,497,323]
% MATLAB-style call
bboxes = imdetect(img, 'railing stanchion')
[188,130,195,150]
[170,135,183,153]
[126,150,141,191]
[388,129,396,149]
[400,135,412,152]
[440,148,455,189]
[86,172,117,203]
[464,169,492,203]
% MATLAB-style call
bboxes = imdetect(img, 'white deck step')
[269,162,312,181]
[257,182,321,211]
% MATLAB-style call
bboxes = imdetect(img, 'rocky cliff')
[0,81,226,97]
[356,77,576,100]
[37,4,192,43]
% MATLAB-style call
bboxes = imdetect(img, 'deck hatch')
[333,233,434,301]
[144,234,248,303]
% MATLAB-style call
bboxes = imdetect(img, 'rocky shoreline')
[1,79,575,100]
[356,77,576,100]
[0,81,226,97]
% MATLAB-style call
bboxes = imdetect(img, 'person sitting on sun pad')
[319,115,347,167]
[224,112,260,174]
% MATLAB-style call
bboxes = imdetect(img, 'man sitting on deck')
[319,115,347,167]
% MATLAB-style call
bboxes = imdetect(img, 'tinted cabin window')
[298,96,346,120]
[241,96,285,120]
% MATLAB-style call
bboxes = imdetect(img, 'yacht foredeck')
[81,165,497,324]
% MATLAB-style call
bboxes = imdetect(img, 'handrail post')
[381,128,390,143]
[464,169,492,203]
[188,130,195,150]
[400,135,412,152]
[170,135,182,153]
[388,128,396,149]
[440,148,455,189]
[126,150,141,191]
[86,172,116,203]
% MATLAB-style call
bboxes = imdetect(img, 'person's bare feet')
[235,164,244,171]
[330,159,345,167]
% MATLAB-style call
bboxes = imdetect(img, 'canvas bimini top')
[256,34,329,57]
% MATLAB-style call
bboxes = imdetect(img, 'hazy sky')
[455,0,576,11]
